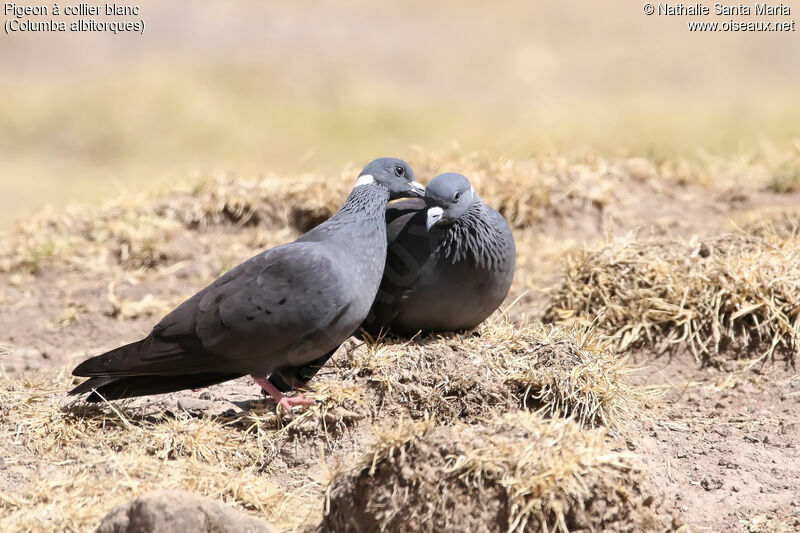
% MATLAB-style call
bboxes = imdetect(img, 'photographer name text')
[654,3,789,16]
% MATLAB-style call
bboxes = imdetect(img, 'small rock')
[400,465,415,482]
[20,347,43,360]
[671,511,687,529]
[199,391,214,400]
[322,408,363,426]
[3,347,46,372]
[96,490,277,533]
[177,398,212,412]
[731,485,739,492]
[701,477,723,491]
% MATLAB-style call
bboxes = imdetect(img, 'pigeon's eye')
[453,191,462,202]
[394,165,405,177]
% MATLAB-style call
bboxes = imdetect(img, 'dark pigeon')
[70,158,424,412]
[268,172,515,392]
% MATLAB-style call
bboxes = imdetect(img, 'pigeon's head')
[424,173,477,231]
[357,157,424,200]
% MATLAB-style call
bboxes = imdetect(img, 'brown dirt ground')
[1,156,800,532]
[633,355,800,533]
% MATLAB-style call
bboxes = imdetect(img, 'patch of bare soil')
[632,356,800,532]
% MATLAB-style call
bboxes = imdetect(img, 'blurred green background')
[1,0,799,227]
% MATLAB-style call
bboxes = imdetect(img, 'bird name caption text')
[641,3,796,31]
[3,3,144,35]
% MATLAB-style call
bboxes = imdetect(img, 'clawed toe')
[253,376,317,417]
[277,396,317,417]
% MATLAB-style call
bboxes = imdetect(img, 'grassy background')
[1,0,799,227]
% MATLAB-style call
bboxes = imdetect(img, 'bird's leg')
[267,349,337,393]
[252,376,317,414]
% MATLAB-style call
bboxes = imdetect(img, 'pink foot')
[252,377,317,415]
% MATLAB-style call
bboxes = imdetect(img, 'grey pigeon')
[70,158,424,412]
[268,172,515,392]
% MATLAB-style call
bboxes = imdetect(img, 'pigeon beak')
[409,181,425,198]
[426,206,444,231]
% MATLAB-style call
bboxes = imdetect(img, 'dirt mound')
[545,233,800,366]
[149,173,348,232]
[0,153,743,277]
[322,413,666,533]
[341,321,650,431]
[412,151,779,242]
[0,171,350,275]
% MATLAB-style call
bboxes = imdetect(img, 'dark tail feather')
[69,372,244,402]
[70,333,244,401]
[72,338,147,376]
[73,335,211,377]
[69,376,119,396]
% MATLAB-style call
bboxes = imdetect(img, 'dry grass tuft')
[151,172,349,232]
[0,205,186,274]
[323,412,665,533]
[105,281,182,320]
[486,321,653,431]
[340,320,651,431]
[0,169,354,275]
[741,512,799,533]
[765,164,800,194]
[414,151,672,229]
[737,207,800,241]
[0,369,320,532]
[545,233,800,365]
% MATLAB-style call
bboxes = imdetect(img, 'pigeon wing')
[149,242,349,372]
